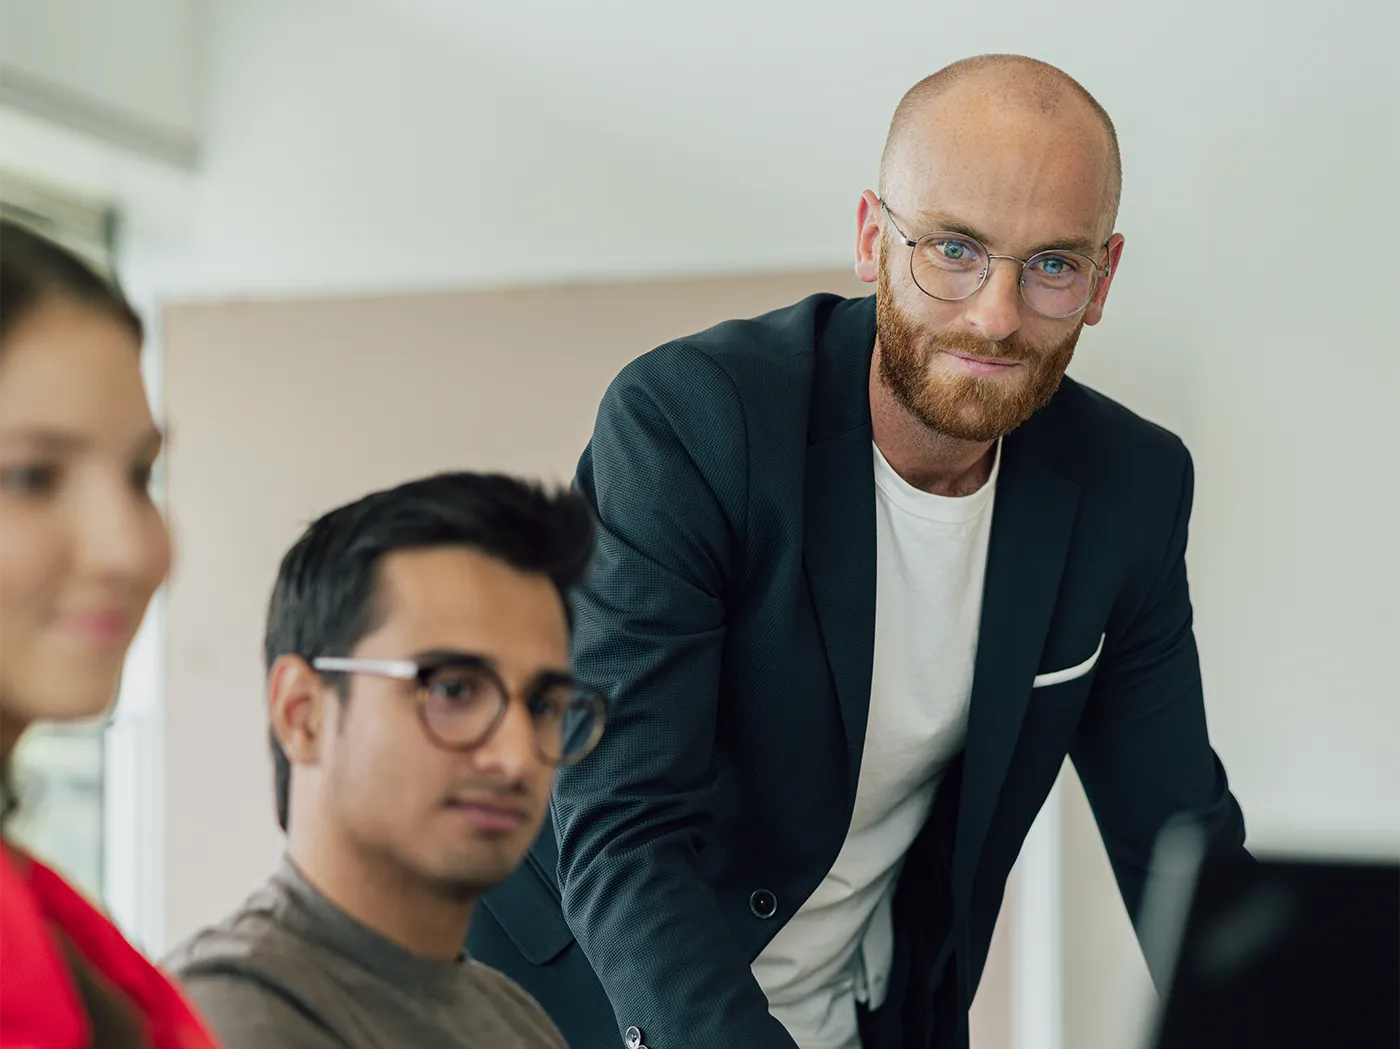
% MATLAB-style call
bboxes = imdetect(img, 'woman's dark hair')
[0,218,143,346]
[0,771,14,829]
[0,219,144,829]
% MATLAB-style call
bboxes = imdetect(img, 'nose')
[963,257,1024,342]
[76,470,170,592]
[472,693,544,782]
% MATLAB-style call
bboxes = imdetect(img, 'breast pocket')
[1032,633,1104,690]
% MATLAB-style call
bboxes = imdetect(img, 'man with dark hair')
[469,55,1248,1049]
[165,472,605,1049]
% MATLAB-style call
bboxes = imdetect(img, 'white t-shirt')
[751,439,1000,1049]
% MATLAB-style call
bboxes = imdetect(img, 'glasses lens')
[420,662,503,745]
[1021,251,1097,318]
[533,683,605,765]
[911,234,989,300]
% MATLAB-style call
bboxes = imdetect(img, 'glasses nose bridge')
[983,251,1030,281]
[487,679,575,767]
[469,684,540,763]
[975,252,1031,304]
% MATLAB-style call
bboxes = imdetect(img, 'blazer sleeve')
[1069,446,1249,936]
[554,344,801,1049]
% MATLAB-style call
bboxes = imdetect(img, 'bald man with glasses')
[472,54,1249,1049]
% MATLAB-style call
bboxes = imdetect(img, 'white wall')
[0,0,204,165]
[1185,98,1399,858]
[172,0,1400,303]
[1,0,1395,1044]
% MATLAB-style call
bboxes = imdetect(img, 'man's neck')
[869,344,997,497]
[287,824,475,964]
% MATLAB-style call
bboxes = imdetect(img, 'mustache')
[927,329,1038,363]
[445,777,531,799]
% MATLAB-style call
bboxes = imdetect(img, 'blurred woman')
[0,220,219,1049]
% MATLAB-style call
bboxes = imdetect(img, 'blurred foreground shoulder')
[163,906,342,1049]
[174,967,341,1049]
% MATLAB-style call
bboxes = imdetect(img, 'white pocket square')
[1032,634,1105,688]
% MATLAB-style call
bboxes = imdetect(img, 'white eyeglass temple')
[311,657,418,680]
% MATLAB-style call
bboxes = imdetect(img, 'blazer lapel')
[804,426,878,795]
[951,430,1080,908]
[802,294,879,796]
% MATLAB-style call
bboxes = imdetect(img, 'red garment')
[0,845,221,1049]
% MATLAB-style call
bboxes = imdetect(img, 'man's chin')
[925,414,1013,444]
[414,840,525,893]
[911,384,1020,442]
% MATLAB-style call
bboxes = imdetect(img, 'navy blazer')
[467,293,1247,1049]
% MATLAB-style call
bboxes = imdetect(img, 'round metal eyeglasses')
[879,199,1111,320]
[312,652,608,767]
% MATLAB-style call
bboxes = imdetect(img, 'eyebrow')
[414,648,572,681]
[415,647,492,666]
[0,426,165,457]
[915,211,1103,257]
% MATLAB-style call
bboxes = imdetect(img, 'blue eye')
[1032,254,1077,277]
[924,237,983,269]
[937,239,976,261]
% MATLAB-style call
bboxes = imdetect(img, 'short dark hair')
[0,218,144,346]
[265,472,595,832]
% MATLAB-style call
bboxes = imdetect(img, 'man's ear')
[268,655,327,768]
[1084,232,1126,327]
[854,189,883,284]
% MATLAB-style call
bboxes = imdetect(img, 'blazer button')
[749,888,779,919]
[624,1026,644,1049]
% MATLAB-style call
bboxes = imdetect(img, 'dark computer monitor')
[1138,821,1399,1049]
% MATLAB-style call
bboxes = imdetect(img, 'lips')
[945,351,1019,367]
[939,350,1023,378]
[54,610,132,644]
[443,797,531,833]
